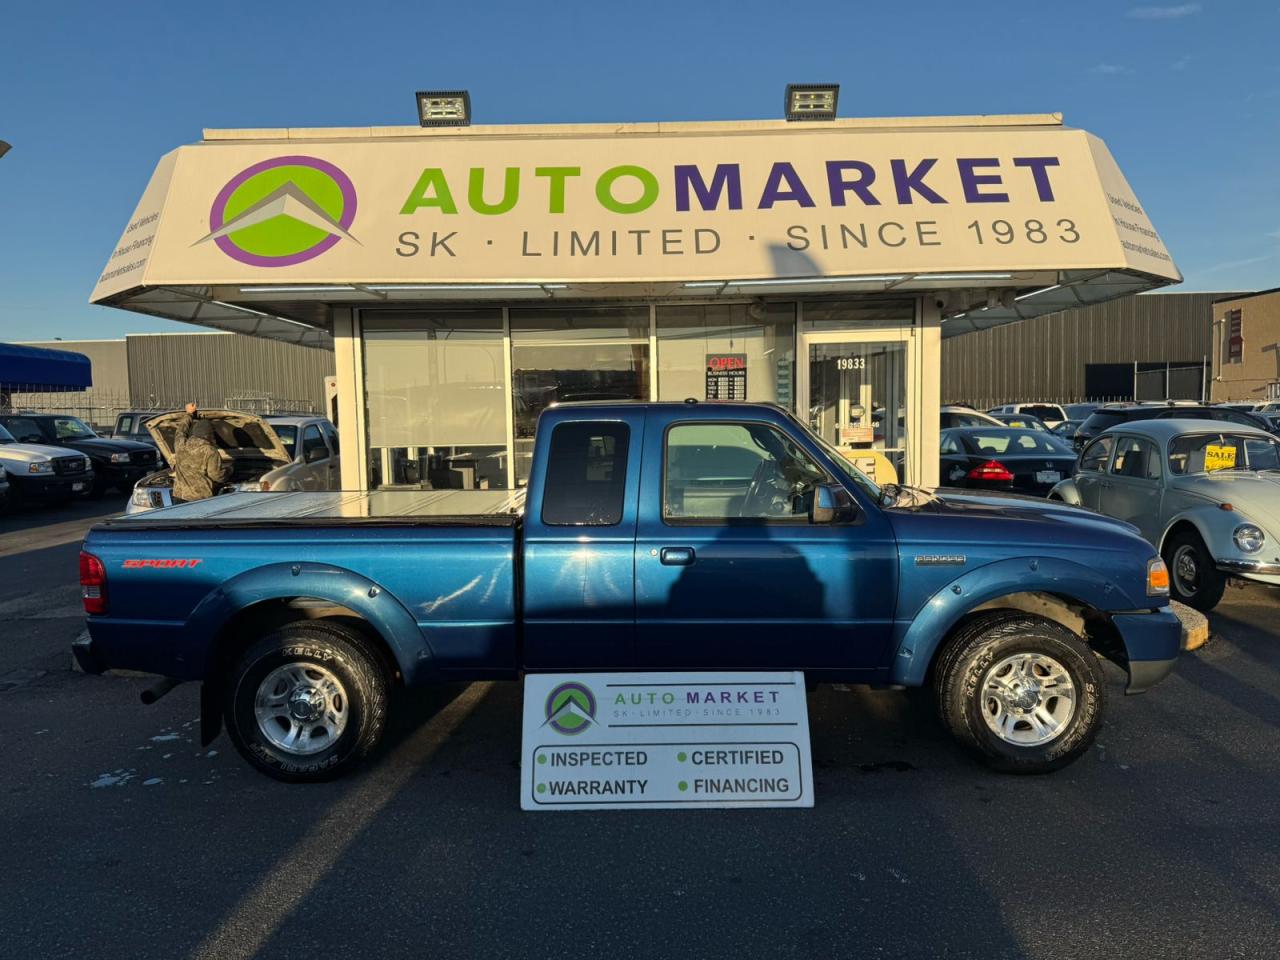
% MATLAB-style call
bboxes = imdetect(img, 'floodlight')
[784,84,839,121]
[416,90,471,127]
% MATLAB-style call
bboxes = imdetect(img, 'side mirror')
[810,483,857,524]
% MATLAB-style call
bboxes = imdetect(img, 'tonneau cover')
[102,489,525,527]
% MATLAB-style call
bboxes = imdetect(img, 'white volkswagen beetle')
[1050,419,1280,611]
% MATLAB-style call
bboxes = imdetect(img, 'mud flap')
[200,681,223,747]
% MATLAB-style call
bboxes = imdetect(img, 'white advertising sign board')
[520,672,813,811]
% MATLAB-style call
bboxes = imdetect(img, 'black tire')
[224,621,389,782]
[1162,528,1225,612]
[934,611,1106,774]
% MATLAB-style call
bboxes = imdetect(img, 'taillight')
[79,550,107,615]
[261,480,271,492]
[967,460,1015,482]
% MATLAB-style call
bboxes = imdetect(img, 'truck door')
[633,412,898,671]
[521,411,645,669]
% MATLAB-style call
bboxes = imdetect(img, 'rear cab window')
[541,422,629,526]
[116,415,134,436]
[1021,405,1066,422]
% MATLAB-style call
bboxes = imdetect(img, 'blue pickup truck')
[77,401,1183,782]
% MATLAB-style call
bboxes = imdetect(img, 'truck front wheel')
[224,622,389,782]
[934,612,1105,774]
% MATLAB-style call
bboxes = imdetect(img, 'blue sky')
[0,0,1277,340]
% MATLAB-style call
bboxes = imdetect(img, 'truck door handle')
[660,547,696,566]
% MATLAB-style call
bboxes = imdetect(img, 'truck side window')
[541,422,630,526]
[302,425,328,463]
[117,415,134,437]
[664,422,829,522]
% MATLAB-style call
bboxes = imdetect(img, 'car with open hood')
[1049,418,1280,610]
[0,413,160,497]
[126,411,339,513]
[0,420,94,505]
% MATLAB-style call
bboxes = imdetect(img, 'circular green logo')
[201,155,357,267]
[543,682,597,736]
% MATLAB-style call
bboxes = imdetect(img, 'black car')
[0,414,162,496]
[940,427,1079,497]
[1071,403,1276,450]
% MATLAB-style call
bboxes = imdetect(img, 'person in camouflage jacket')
[172,403,232,502]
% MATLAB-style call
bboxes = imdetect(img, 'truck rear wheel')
[224,622,389,782]
[934,612,1105,774]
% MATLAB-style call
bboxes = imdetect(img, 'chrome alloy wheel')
[980,652,1077,746]
[254,663,349,756]
[1172,543,1200,597]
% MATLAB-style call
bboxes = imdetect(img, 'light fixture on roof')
[416,90,471,127]
[785,84,839,121]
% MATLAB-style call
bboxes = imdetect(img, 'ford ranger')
[76,401,1183,782]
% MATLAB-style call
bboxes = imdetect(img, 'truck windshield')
[1168,433,1280,475]
[51,417,98,439]
[785,412,881,500]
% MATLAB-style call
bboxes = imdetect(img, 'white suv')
[0,421,94,505]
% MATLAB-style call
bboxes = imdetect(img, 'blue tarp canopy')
[0,343,92,391]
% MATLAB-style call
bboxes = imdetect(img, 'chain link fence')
[0,387,320,431]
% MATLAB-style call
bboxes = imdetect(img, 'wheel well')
[929,591,1127,680]
[1160,519,1200,555]
[206,597,402,687]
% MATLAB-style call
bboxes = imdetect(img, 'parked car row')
[0,408,340,514]
[943,401,1280,612]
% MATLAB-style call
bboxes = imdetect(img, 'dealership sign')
[92,123,1178,301]
[520,672,814,810]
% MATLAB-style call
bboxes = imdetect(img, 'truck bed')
[84,490,524,682]
[105,489,525,528]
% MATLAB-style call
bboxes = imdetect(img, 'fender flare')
[1047,478,1081,505]
[183,561,434,683]
[888,555,1140,686]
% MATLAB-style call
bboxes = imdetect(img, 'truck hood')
[0,441,84,463]
[893,487,1144,539]
[146,411,291,464]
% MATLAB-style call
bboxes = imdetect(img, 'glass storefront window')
[363,310,508,490]
[510,306,650,484]
[656,303,795,408]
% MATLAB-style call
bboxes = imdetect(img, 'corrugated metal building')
[941,291,1241,406]
[18,332,334,426]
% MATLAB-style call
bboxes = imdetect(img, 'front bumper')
[1112,607,1184,694]
[97,462,157,488]
[1217,558,1280,577]
[9,472,95,500]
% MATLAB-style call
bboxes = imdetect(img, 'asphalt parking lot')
[1,499,1278,960]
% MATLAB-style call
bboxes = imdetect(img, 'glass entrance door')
[806,340,909,485]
